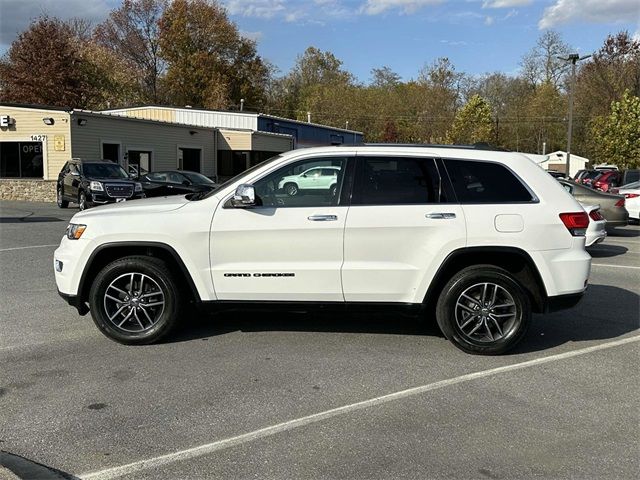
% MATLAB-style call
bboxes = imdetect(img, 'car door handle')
[308,214,338,221]
[425,212,456,219]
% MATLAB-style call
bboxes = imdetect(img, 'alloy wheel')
[103,272,165,333]
[454,282,518,343]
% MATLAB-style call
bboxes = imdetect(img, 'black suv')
[56,159,145,210]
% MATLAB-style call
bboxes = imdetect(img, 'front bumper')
[57,289,89,315]
[544,291,585,313]
[88,192,145,205]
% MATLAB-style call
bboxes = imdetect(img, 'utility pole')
[558,53,590,177]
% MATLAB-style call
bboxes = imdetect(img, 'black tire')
[284,182,298,196]
[57,188,69,208]
[435,265,531,355]
[330,184,337,197]
[78,190,88,210]
[89,256,182,345]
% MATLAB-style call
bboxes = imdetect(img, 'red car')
[593,171,622,192]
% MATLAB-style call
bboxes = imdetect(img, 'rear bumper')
[544,291,585,313]
[57,289,89,315]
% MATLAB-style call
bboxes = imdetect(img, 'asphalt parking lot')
[1,200,638,480]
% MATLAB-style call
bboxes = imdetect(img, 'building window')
[0,142,44,178]
[102,143,120,163]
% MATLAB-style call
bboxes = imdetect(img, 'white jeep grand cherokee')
[55,145,591,354]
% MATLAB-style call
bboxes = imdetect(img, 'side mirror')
[230,184,255,207]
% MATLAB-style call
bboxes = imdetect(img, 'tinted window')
[252,157,347,208]
[444,159,534,203]
[625,170,639,184]
[353,157,441,205]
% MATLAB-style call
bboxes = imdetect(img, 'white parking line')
[79,335,640,480]
[0,244,58,252]
[592,263,640,269]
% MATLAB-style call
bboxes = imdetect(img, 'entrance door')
[128,150,151,175]
[179,148,201,172]
[210,155,352,301]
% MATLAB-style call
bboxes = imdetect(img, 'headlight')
[90,181,103,191]
[134,182,143,192]
[66,223,87,240]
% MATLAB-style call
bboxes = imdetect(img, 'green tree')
[590,90,640,168]
[447,95,495,144]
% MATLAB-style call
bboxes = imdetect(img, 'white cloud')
[240,30,264,41]
[539,0,640,29]
[484,15,495,25]
[360,0,443,15]
[224,1,286,19]
[482,0,532,8]
[0,0,111,49]
[440,39,468,46]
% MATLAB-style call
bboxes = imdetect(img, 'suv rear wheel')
[435,265,531,355]
[89,256,182,345]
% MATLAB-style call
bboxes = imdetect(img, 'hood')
[73,195,189,219]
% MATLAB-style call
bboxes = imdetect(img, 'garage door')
[0,142,44,178]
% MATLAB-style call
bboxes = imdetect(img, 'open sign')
[22,144,43,154]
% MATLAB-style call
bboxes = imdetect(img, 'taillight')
[624,193,639,199]
[614,198,625,207]
[589,210,604,221]
[559,212,589,236]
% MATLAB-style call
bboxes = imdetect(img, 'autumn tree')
[94,0,167,103]
[590,90,640,168]
[158,0,269,109]
[371,66,401,88]
[0,16,100,107]
[447,95,495,144]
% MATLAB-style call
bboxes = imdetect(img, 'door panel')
[209,155,353,301]
[342,205,466,302]
[211,206,347,301]
[342,155,466,303]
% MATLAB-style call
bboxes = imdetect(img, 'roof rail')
[359,142,509,152]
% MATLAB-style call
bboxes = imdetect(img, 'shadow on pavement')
[0,217,65,223]
[607,226,639,237]
[169,284,639,355]
[587,244,628,257]
[0,450,79,480]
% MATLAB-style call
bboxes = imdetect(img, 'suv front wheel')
[57,188,69,208]
[436,265,531,355]
[89,256,182,344]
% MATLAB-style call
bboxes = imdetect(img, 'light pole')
[558,53,591,177]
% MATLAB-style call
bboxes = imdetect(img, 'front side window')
[444,159,534,203]
[252,157,348,208]
[352,157,441,205]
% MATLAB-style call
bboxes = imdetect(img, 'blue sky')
[1,0,638,82]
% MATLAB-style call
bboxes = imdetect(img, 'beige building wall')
[217,129,252,151]
[114,107,177,123]
[70,112,217,177]
[252,132,293,152]
[0,105,72,180]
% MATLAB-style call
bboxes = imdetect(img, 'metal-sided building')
[103,106,363,178]
[0,104,217,201]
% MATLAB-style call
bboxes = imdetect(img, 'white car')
[277,165,340,196]
[581,204,607,247]
[55,145,591,355]
[613,181,640,222]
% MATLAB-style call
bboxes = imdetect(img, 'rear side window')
[444,159,534,203]
[352,157,443,205]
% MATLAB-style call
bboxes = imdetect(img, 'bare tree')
[521,30,572,88]
[94,0,167,103]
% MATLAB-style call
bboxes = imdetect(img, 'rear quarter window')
[444,159,535,203]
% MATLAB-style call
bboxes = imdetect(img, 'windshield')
[182,171,215,184]
[193,154,284,200]
[83,163,129,179]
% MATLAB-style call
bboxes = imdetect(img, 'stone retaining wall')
[0,179,57,202]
